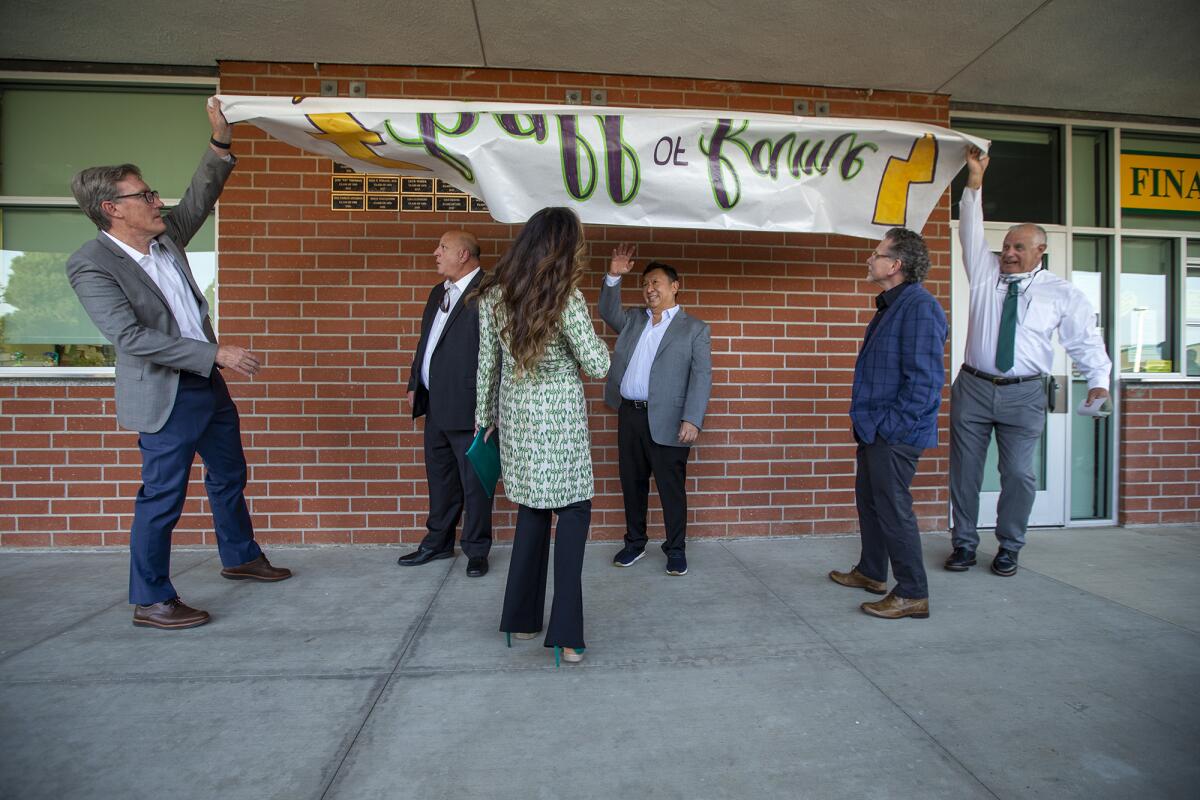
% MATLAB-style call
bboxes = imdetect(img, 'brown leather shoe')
[829,567,887,595]
[861,591,929,620]
[220,554,292,582]
[133,597,210,629]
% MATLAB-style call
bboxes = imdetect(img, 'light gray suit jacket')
[66,149,233,434]
[599,278,713,447]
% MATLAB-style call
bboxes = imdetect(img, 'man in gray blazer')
[599,245,712,576]
[66,97,290,631]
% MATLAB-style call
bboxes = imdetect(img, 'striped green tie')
[995,281,1019,372]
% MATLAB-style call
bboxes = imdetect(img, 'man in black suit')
[399,231,493,576]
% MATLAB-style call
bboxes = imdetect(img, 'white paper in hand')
[1077,396,1111,417]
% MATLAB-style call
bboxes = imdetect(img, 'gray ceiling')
[2,0,1197,121]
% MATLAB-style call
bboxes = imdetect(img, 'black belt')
[961,364,1042,386]
[622,399,648,409]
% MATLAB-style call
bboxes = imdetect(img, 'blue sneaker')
[612,546,645,567]
[666,552,688,576]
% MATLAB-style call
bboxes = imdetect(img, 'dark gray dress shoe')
[991,548,1019,576]
[466,556,488,577]
[944,547,977,571]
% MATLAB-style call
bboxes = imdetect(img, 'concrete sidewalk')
[1,526,1198,800]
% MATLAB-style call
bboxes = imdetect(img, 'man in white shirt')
[599,245,712,577]
[399,231,493,576]
[948,146,1112,576]
[66,97,291,631]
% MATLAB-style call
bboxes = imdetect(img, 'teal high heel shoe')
[554,646,586,667]
[506,632,511,648]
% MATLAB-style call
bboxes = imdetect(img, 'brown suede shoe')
[133,597,210,629]
[861,591,929,620]
[220,554,292,582]
[829,567,887,595]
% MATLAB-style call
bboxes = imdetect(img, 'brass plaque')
[332,176,365,193]
[402,177,434,194]
[401,195,434,211]
[368,194,400,210]
[436,195,469,212]
[367,176,400,193]
[331,193,365,210]
[470,197,489,212]
[436,179,465,195]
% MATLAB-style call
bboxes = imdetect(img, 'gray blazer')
[66,149,233,434]
[598,278,713,448]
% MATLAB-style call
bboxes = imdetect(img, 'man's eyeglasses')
[866,252,897,264]
[112,189,161,205]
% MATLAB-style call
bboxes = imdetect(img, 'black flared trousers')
[500,499,591,649]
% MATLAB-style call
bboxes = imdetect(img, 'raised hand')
[965,145,989,189]
[207,96,232,147]
[609,243,637,277]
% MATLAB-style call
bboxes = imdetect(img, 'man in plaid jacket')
[830,228,947,620]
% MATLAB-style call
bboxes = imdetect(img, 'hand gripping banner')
[219,96,988,238]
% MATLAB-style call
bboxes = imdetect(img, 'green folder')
[466,428,501,498]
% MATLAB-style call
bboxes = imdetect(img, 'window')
[951,122,1062,224]
[0,83,215,373]
[1119,237,1175,373]
[1119,133,1200,233]
[1072,129,1110,228]
[1071,236,1111,519]
[1187,241,1200,376]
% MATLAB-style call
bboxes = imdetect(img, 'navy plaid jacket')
[850,282,947,449]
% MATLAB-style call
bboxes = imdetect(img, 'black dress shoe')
[466,556,488,577]
[397,547,454,566]
[944,546,977,572]
[991,548,1019,577]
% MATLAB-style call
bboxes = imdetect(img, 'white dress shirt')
[104,231,208,342]
[959,187,1112,389]
[421,266,480,389]
[607,272,679,401]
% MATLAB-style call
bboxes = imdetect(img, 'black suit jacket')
[407,271,484,430]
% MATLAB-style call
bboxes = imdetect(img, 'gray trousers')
[949,370,1046,552]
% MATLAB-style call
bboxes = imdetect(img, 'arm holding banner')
[958,147,996,284]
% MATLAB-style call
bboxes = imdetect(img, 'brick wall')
[1119,384,1200,525]
[0,63,955,547]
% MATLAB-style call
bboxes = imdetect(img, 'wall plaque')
[331,193,365,210]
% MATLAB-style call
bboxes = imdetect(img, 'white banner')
[219,96,988,238]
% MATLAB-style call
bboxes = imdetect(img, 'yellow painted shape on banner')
[872,134,937,227]
[1121,152,1200,215]
[306,113,429,171]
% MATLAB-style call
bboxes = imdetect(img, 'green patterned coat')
[475,288,610,509]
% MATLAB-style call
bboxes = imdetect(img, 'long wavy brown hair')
[474,207,588,377]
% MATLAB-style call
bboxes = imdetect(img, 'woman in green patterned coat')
[475,207,610,665]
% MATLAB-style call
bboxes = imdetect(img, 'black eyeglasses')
[112,189,160,205]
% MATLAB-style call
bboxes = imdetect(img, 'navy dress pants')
[129,370,261,605]
[854,439,929,600]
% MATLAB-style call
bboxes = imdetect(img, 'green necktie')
[995,281,1019,372]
